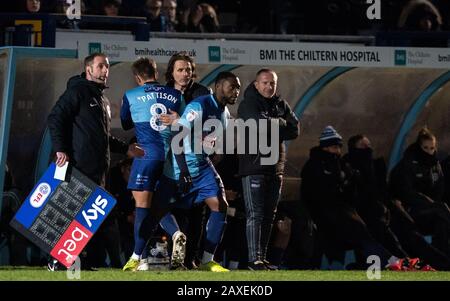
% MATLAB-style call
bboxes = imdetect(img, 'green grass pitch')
[1,267,450,281]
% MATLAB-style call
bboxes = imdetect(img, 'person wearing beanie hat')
[319,125,343,148]
[300,127,422,271]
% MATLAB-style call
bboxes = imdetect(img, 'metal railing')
[148,31,376,45]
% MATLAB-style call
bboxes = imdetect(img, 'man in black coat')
[47,53,142,270]
[48,52,141,186]
[238,68,299,270]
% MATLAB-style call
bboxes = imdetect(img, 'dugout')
[1,42,450,252]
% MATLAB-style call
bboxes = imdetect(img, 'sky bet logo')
[50,191,114,267]
[208,46,221,62]
[81,195,108,228]
[395,50,407,66]
[76,191,114,233]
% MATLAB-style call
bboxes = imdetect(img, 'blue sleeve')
[120,94,134,130]
[178,102,203,130]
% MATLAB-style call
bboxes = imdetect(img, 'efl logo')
[50,220,92,267]
[29,183,51,208]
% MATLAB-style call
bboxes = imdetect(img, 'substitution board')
[10,163,116,267]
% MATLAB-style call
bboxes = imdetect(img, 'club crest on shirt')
[186,109,199,122]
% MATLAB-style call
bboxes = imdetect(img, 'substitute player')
[120,57,184,271]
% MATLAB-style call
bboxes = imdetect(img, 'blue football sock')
[159,213,180,238]
[204,211,227,255]
[134,207,156,256]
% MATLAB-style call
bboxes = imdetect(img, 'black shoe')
[248,260,268,271]
[47,259,65,272]
[262,260,278,270]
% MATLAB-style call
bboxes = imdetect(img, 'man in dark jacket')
[47,53,142,270]
[47,52,140,186]
[238,68,299,270]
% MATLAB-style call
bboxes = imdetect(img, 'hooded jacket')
[237,83,299,176]
[389,142,445,209]
[47,74,127,184]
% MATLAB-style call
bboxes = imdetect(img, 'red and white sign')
[50,220,92,267]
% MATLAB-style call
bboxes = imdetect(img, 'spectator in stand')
[102,0,122,16]
[397,0,445,46]
[398,0,442,31]
[186,3,220,33]
[25,0,41,13]
[162,0,181,32]
[144,0,169,32]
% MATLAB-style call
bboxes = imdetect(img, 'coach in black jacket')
[48,53,140,186]
[238,68,299,270]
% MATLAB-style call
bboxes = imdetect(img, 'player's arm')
[120,94,134,130]
[171,102,203,193]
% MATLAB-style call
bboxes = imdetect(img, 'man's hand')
[178,171,193,194]
[55,152,69,167]
[159,109,180,126]
[127,143,145,158]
